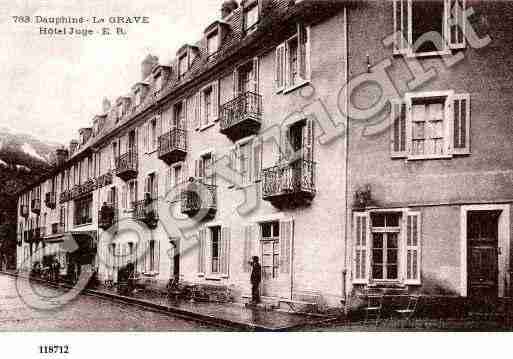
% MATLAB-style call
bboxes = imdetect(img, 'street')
[0,274,219,331]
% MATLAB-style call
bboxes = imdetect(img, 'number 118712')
[39,345,69,354]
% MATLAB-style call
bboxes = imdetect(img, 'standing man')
[250,256,262,304]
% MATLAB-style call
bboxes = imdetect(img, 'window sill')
[205,275,226,281]
[283,80,310,95]
[142,271,159,277]
[73,223,93,229]
[394,49,453,58]
[406,154,453,161]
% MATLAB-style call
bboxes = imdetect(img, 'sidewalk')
[1,271,334,331]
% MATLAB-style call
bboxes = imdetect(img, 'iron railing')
[220,91,262,131]
[262,159,316,199]
[45,192,57,209]
[60,189,72,204]
[133,199,159,229]
[181,180,217,215]
[99,203,117,230]
[158,128,187,158]
[97,172,113,188]
[115,151,138,175]
[51,223,65,235]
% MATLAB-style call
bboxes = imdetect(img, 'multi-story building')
[16,0,513,308]
[17,0,349,307]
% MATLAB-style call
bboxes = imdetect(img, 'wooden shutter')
[243,226,253,273]
[252,57,259,93]
[453,93,470,155]
[393,0,409,54]
[198,229,206,273]
[253,138,262,182]
[232,68,239,97]
[195,93,202,130]
[153,173,159,200]
[280,219,294,274]
[212,80,219,121]
[156,239,161,273]
[391,99,408,158]
[353,212,370,284]
[122,184,127,209]
[220,227,231,276]
[405,212,421,285]
[448,0,466,49]
[298,23,309,81]
[275,43,285,92]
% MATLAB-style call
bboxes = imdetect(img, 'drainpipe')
[342,5,349,304]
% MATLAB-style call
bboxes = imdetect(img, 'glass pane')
[261,223,271,238]
[272,221,280,237]
[372,213,385,227]
[373,233,383,249]
[412,0,445,53]
[387,249,398,265]
[373,249,383,265]
[386,213,400,227]
[387,265,398,280]
[372,265,383,280]
[387,233,398,249]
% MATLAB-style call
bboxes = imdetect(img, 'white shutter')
[198,229,206,274]
[253,138,262,182]
[221,227,231,276]
[279,219,294,274]
[298,23,309,82]
[353,212,370,284]
[452,93,470,155]
[393,0,409,54]
[252,57,259,93]
[275,44,285,92]
[448,0,466,49]
[243,226,253,273]
[195,93,202,130]
[212,80,219,121]
[156,239,161,273]
[391,99,408,158]
[233,68,239,97]
[405,212,421,285]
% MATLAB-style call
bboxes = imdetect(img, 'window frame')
[393,0,467,57]
[243,1,259,34]
[260,221,280,280]
[206,28,220,56]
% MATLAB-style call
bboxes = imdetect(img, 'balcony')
[97,172,113,189]
[60,189,72,204]
[115,151,138,181]
[45,192,57,209]
[21,205,29,218]
[50,223,65,236]
[180,179,217,220]
[31,199,41,214]
[262,159,316,208]
[133,199,159,229]
[220,91,262,141]
[158,128,187,165]
[98,203,117,230]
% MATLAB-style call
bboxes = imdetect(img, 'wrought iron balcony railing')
[180,179,217,220]
[262,159,316,208]
[60,189,72,204]
[45,192,57,209]
[99,203,117,230]
[115,151,138,181]
[20,205,29,217]
[97,172,113,189]
[220,91,262,141]
[31,199,41,214]
[133,199,159,229]
[158,128,187,164]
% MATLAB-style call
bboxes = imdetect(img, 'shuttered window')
[392,0,466,55]
[275,44,285,92]
[243,225,254,273]
[198,229,207,274]
[220,227,231,276]
[392,92,470,159]
[279,219,293,274]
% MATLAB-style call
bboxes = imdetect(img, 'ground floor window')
[371,213,400,281]
[210,226,220,274]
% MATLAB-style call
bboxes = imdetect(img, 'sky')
[0,0,222,145]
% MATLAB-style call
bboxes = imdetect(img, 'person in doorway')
[250,256,262,304]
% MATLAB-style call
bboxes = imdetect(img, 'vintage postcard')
[0,0,512,354]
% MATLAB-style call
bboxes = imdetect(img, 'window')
[178,54,187,79]
[203,86,213,126]
[134,89,142,106]
[150,118,157,151]
[117,104,124,120]
[276,23,310,92]
[239,142,251,185]
[74,195,92,226]
[173,102,185,129]
[261,222,280,279]
[207,31,219,55]
[149,240,156,272]
[211,226,221,273]
[123,180,138,209]
[145,173,158,200]
[243,2,259,33]
[353,211,421,285]
[393,0,467,55]
[154,73,163,91]
[391,91,471,159]
[198,153,214,185]
[167,164,183,192]
[238,62,254,94]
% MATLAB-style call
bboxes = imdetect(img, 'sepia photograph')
[0,0,512,351]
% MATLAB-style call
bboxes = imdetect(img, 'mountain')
[0,129,62,195]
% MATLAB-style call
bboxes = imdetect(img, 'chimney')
[102,98,111,114]
[141,54,159,80]
[55,147,69,167]
[69,140,79,154]
[221,0,238,19]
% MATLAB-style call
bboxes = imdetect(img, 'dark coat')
[250,262,262,284]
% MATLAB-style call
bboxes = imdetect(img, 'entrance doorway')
[467,211,500,298]
[170,238,180,281]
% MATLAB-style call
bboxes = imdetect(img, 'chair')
[364,294,384,327]
[395,295,420,328]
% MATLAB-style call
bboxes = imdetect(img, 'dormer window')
[243,0,259,34]
[207,30,219,56]
[154,72,163,91]
[178,53,188,80]
[134,88,142,106]
[117,104,124,119]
